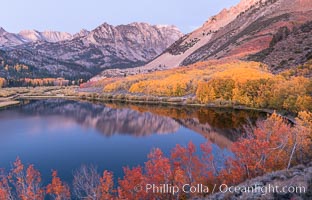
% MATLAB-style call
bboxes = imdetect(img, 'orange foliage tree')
[0,169,13,200]
[46,170,71,200]
[1,111,311,199]
[9,158,44,200]
[144,148,173,199]
[221,113,292,184]
[0,77,6,88]
[220,112,312,185]
[98,170,115,200]
[171,142,204,185]
[118,166,146,200]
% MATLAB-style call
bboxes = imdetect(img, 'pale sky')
[0,0,240,34]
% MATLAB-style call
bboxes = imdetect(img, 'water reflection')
[2,99,180,136]
[0,99,266,149]
[0,99,266,185]
[104,103,266,148]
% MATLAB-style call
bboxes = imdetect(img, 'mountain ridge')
[93,0,312,79]
[0,22,183,79]
[97,0,267,77]
[19,29,73,43]
[1,0,312,81]
[0,27,74,47]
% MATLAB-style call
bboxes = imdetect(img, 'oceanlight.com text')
[134,183,307,196]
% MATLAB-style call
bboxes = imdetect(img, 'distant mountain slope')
[181,0,312,65]
[73,29,90,38]
[0,27,26,47]
[0,27,73,47]
[95,0,312,78]
[248,21,312,74]
[19,30,73,43]
[0,23,182,79]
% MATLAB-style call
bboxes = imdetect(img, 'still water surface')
[0,99,265,184]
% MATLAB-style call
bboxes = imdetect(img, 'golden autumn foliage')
[103,75,149,93]
[102,61,268,96]
[98,60,312,112]
[1,77,71,87]
[196,81,216,103]
[3,64,29,72]
[212,64,272,82]
[23,78,70,87]
[129,73,194,96]
[197,74,312,112]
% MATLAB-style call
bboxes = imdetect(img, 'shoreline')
[0,100,20,108]
[75,94,297,123]
[0,88,296,123]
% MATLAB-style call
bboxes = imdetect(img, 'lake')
[0,99,266,185]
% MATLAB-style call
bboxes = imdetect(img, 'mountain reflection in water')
[0,99,266,149]
[0,99,267,185]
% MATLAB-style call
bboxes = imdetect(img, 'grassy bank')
[0,86,79,109]
[0,85,297,123]
[78,92,297,123]
[0,100,20,108]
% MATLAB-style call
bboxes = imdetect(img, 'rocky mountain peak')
[73,29,90,38]
[100,0,311,79]
[18,29,72,43]
[19,29,43,42]
[202,0,262,31]
[96,22,114,31]
[154,24,180,32]
[0,21,183,79]
[0,28,25,47]
[129,22,150,27]
[239,0,262,7]
[0,27,6,34]
[40,30,73,42]
[91,23,115,37]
